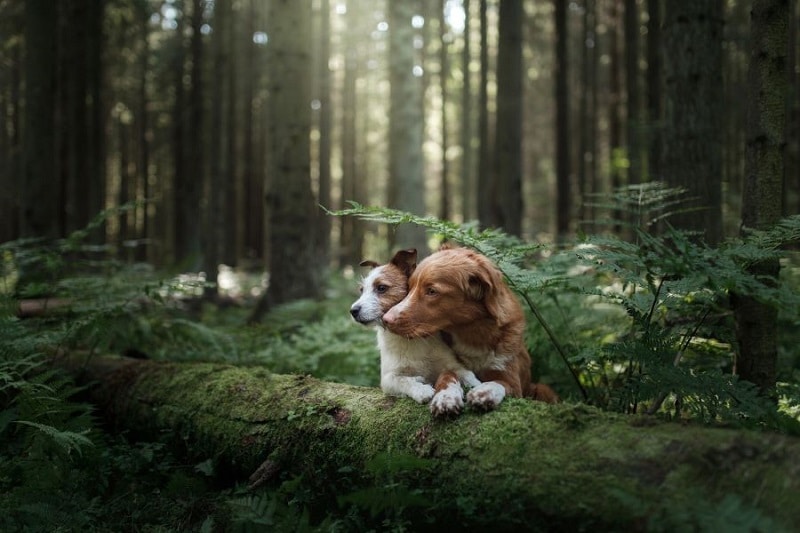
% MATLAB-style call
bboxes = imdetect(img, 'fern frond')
[14,421,94,456]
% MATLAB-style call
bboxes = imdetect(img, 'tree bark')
[250,0,322,322]
[316,0,332,269]
[554,0,571,238]
[646,0,662,183]
[493,0,523,237]
[22,0,59,241]
[732,0,788,395]
[388,0,428,253]
[661,0,724,245]
[608,0,623,213]
[624,0,641,186]
[459,0,475,222]
[58,354,800,531]
[439,0,451,222]
[338,3,366,267]
[477,0,492,230]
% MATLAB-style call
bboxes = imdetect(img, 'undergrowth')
[2,187,800,530]
[332,185,800,431]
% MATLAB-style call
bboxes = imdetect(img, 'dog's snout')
[350,305,361,320]
[383,308,396,324]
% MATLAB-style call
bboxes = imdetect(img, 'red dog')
[383,247,558,413]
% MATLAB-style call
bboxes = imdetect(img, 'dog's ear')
[466,271,490,301]
[466,260,510,324]
[359,260,379,269]
[389,248,417,277]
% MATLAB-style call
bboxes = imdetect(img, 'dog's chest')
[448,336,496,370]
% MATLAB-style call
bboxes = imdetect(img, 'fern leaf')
[15,420,94,456]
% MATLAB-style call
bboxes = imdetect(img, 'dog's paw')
[466,382,506,411]
[429,383,464,417]
[408,383,436,403]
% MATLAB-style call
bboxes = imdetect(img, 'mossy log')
[59,354,800,531]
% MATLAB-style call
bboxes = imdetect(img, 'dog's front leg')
[382,374,435,403]
[429,371,465,417]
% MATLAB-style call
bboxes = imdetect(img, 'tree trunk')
[316,0,332,269]
[250,0,322,322]
[646,0,662,183]
[439,0,451,222]
[388,0,428,252]
[58,354,800,531]
[338,5,364,267]
[223,1,238,267]
[624,0,641,186]
[493,0,523,237]
[661,0,724,245]
[171,4,187,266]
[21,0,59,241]
[732,0,788,395]
[173,0,205,268]
[459,0,475,222]
[204,0,230,295]
[242,0,263,263]
[0,32,21,243]
[554,0,571,238]
[608,0,624,217]
[137,3,151,263]
[477,0,492,230]
[580,0,599,231]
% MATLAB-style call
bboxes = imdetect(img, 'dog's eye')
[425,287,437,296]
[376,284,389,293]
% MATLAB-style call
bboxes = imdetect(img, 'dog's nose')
[383,308,396,324]
[350,305,361,319]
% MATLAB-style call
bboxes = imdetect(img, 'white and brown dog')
[350,249,480,415]
[383,246,559,414]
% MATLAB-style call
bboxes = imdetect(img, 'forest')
[2,0,800,530]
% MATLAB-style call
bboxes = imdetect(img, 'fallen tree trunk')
[58,354,800,531]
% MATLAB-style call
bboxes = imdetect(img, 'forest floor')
[4,225,800,530]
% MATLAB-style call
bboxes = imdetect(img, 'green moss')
[76,356,800,531]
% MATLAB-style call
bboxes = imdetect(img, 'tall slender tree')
[137,1,151,262]
[608,1,623,202]
[242,0,263,263]
[646,0,662,182]
[439,0,451,222]
[554,0,570,238]
[732,0,788,395]
[493,0,523,236]
[171,2,187,265]
[388,0,428,252]
[0,14,22,244]
[623,0,640,185]
[21,0,58,241]
[579,0,599,230]
[204,0,231,294]
[477,0,492,229]
[661,0,724,245]
[787,0,798,214]
[316,0,332,267]
[338,2,365,267]
[250,0,321,321]
[459,0,475,222]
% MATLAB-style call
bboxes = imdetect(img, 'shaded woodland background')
[2,2,800,529]
[2,0,798,290]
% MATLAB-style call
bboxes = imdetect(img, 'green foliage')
[332,194,800,431]
[2,198,799,530]
[0,210,228,531]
